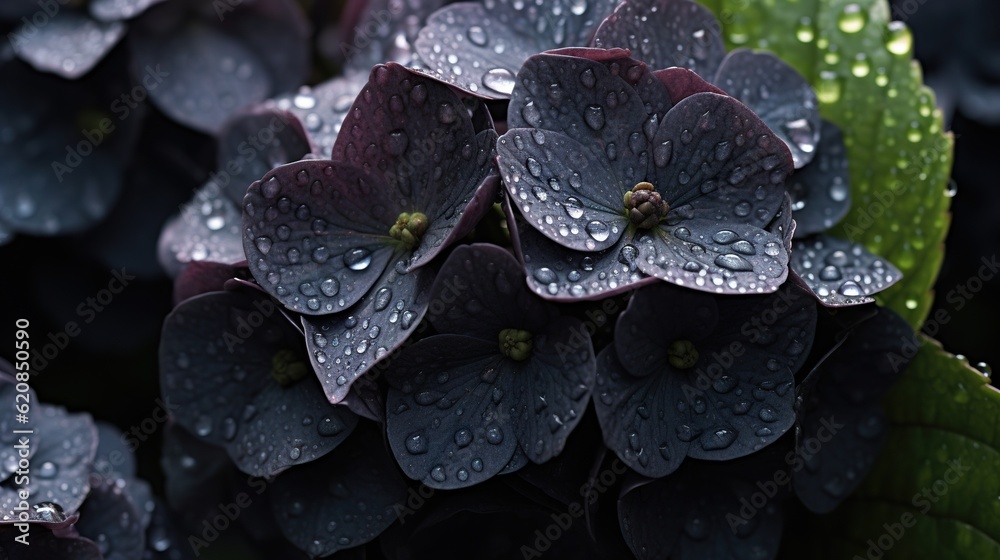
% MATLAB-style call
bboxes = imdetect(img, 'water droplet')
[318,415,344,436]
[222,417,237,441]
[533,268,557,284]
[483,68,516,95]
[374,288,392,311]
[840,281,862,296]
[254,236,273,255]
[194,415,212,437]
[586,220,610,242]
[563,197,585,219]
[712,230,739,244]
[700,427,737,450]
[344,248,372,271]
[580,68,596,88]
[321,278,340,297]
[387,130,408,155]
[526,157,542,177]
[885,21,912,55]
[715,254,754,272]
[584,105,605,130]
[405,433,428,454]
[486,426,504,444]
[837,3,866,33]
[467,26,488,46]
[795,17,815,42]
[38,461,57,479]
[758,407,779,423]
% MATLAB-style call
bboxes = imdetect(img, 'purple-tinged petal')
[172,261,250,304]
[635,219,790,295]
[303,256,435,404]
[509,206,657,300]
[11,9,125,78]
[335,0,446,72]
[89,0,167,21]
[328,64,499,270]
[0,525,102,559]
[0,383,98,518]
[386,336,519,489]
[216,108,312,204]
[271,423,407,556]
[787,121,851,236]
[498,128,627,252]
[242,160,399,315]
[159,291,359,478]
[593,0,726,77]
[595,283,815,477]
[75,476,145,560]
[158,181,246,278]
[649,92,792,228]
[714,49,820,169]
[507,51,654,182]
[414,0,619,99]
[653,67,727,104]
[794,308,916,513]
[790,234,902,306]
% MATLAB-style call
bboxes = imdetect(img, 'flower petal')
[303,256,435,404]
[385,336,518,489]
[158,181,247,278]
[12,9,125,78]
[714,49,821,169]
[242,160,399,315]
[593,0,726,76]
[497,128,627,252]
[787,121,851,236]
[790,234,902,306]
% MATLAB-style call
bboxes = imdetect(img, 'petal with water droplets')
[786,121,851,236]
[13,9,126,79]
[790,234,902,306]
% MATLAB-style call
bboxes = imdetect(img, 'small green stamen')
[272,349,308,386]
[667,340,699,369]
[389,212,429,249]
[499,328,533,361]
[624,182,669,229]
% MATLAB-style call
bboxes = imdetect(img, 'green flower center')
[272,349,308,386]
[389,212,429,249]
[667,340,699,369]
[499,328,533,361]
[624,182,669,229]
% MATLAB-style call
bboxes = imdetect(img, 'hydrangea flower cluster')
[9,0,928,557]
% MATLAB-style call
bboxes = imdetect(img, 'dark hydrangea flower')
[159,288,359,478]
[617,440,793,560]
[384,244,596,489]
[243,63,499,403]
[158,107,312,276]
[498,49,795,300]
[793,306,917,513]
[0,58,141,241]
[413,0,621,99]
[594,282,816,477]
[0,374,98,520]
[126,0,309,133]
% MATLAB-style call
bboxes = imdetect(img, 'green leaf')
[804,338,1000,558]
[697,0,953,329]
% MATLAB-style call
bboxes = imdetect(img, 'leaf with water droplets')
[593,0,726,76]
[794,307,916,514]
[414,0,620,99]
[786,121,851,236]
[158,181,247,278]
[713,49,820,169]
[303,257,435,405]
[790,233,902,306]
[75,476,145,560]
[216,107,312,204]
[0,382,98,519]
[159,291,358,477]
[497,128,627,252]
[697,0,952,329]
[12,9,126,79]
[509,206,658,301]
[618,451,786,560]
[271,423,407,557]
[594,282,815,477]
